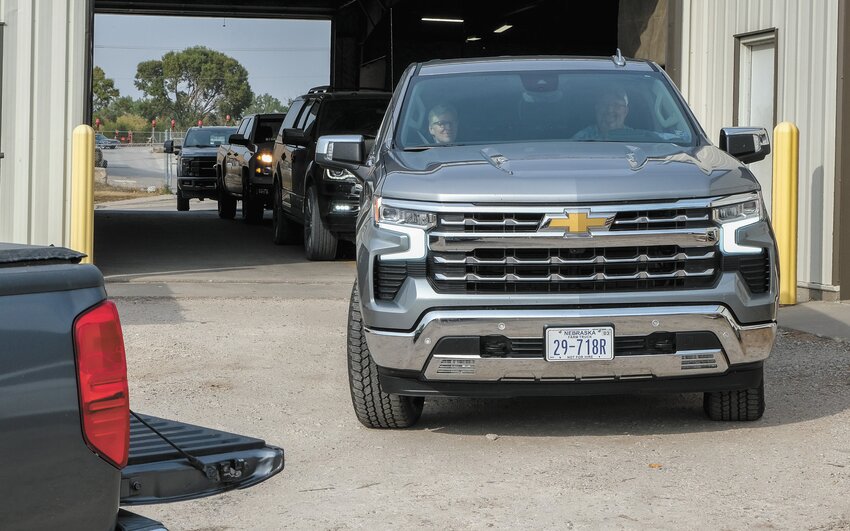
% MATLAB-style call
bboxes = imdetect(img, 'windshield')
[317,98,390,137]
[395,71,697,148]
[183,127,237,147]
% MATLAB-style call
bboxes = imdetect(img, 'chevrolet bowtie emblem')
[540,211,615,236]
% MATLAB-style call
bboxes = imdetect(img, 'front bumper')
[177,177,216,199]
[365,305,775,384]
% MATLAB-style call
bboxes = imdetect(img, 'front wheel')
[272,179,298,244]
[217,181,236,220]
[348,282,423,429]
[703,374,765,421]
[176,190,189,211]
[303,186,338,260]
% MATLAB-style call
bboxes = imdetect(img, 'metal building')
[1,0,849,299]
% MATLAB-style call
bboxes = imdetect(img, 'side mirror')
[315,135,366,174]
[282,128,310,147]
[163,139,174,154]
[719,127,771,164]
[228,134,251,147]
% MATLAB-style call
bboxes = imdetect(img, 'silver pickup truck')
[317,55,778,428]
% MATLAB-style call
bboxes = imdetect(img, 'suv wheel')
[217,174,237,220]
[703,374,765,421]
[272,179,297,244]
[304,185,338,260]
[176,190,190,211]
[348,282,423,429]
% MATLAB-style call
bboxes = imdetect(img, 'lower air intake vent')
[373,260,426,301]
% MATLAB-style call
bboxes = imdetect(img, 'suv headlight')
[258,152,273,164]
[374,196,436,228]
[324,168,356,181]
[712,192,764,254]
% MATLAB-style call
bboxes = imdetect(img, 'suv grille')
[436,208,712,233]
[428,246,719,294]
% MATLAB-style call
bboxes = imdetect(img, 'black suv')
[270,87,391,259]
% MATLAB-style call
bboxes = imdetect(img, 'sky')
[94,15,331,105]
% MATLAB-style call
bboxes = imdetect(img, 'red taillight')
[74,300,130,468]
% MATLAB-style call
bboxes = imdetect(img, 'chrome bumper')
[364,305,775,382]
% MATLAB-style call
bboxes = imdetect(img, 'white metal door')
[737,34,776,213]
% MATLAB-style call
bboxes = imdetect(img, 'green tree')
[92,66,120,114]
[134,46,253,127]
[244,93,286,115]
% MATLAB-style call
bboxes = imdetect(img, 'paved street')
[100,146,174,190]
[95,197,850,530]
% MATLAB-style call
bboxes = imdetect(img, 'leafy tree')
[113,114,149,133]
[244,93,287,115]
[134,46,253,127]
[92,66,120,114]
[100,96,143,122]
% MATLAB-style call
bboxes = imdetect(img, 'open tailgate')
[120,414,284,505]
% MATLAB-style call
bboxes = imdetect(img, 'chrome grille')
[429,246,719,294]
[436,208,712,234]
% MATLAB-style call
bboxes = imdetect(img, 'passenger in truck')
[428,103,459,144]
[572,87,631,140]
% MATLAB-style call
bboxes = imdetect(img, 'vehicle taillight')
[74,300,130,468]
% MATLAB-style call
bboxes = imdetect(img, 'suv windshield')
[318,98,390,137]
[396,71,696,148]
[183,127,236,147]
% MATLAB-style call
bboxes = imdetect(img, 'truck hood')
[180,146,219,158]
[378,142,759,203]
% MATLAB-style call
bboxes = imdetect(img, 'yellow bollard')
[70,125,95,264]
[771,122,799,305]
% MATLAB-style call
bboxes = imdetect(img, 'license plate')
[545,326,614,361]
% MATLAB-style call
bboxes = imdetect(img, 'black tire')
[348,282,423,429]
[176,190,190,211]
[304,185,338,260]
[272,178,297,244]
[217,181,237,220]
[703,375,765,421]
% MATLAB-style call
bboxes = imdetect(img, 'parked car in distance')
[316,55,778,429]
[95,132,120,149]
[215,113,286,223]
[165,126,236,211]
[271,87,391,260]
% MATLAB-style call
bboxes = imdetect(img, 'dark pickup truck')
[0,243,284,530]
[215,113,285,224]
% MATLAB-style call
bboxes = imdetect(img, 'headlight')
[713,197,761,223]
[373,196,436,228]
[324,168,355,181]
[711,192,764,254]
[258,153,273,164]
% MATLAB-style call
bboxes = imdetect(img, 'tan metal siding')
[680,0,840,288]
[0,0,89,246]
